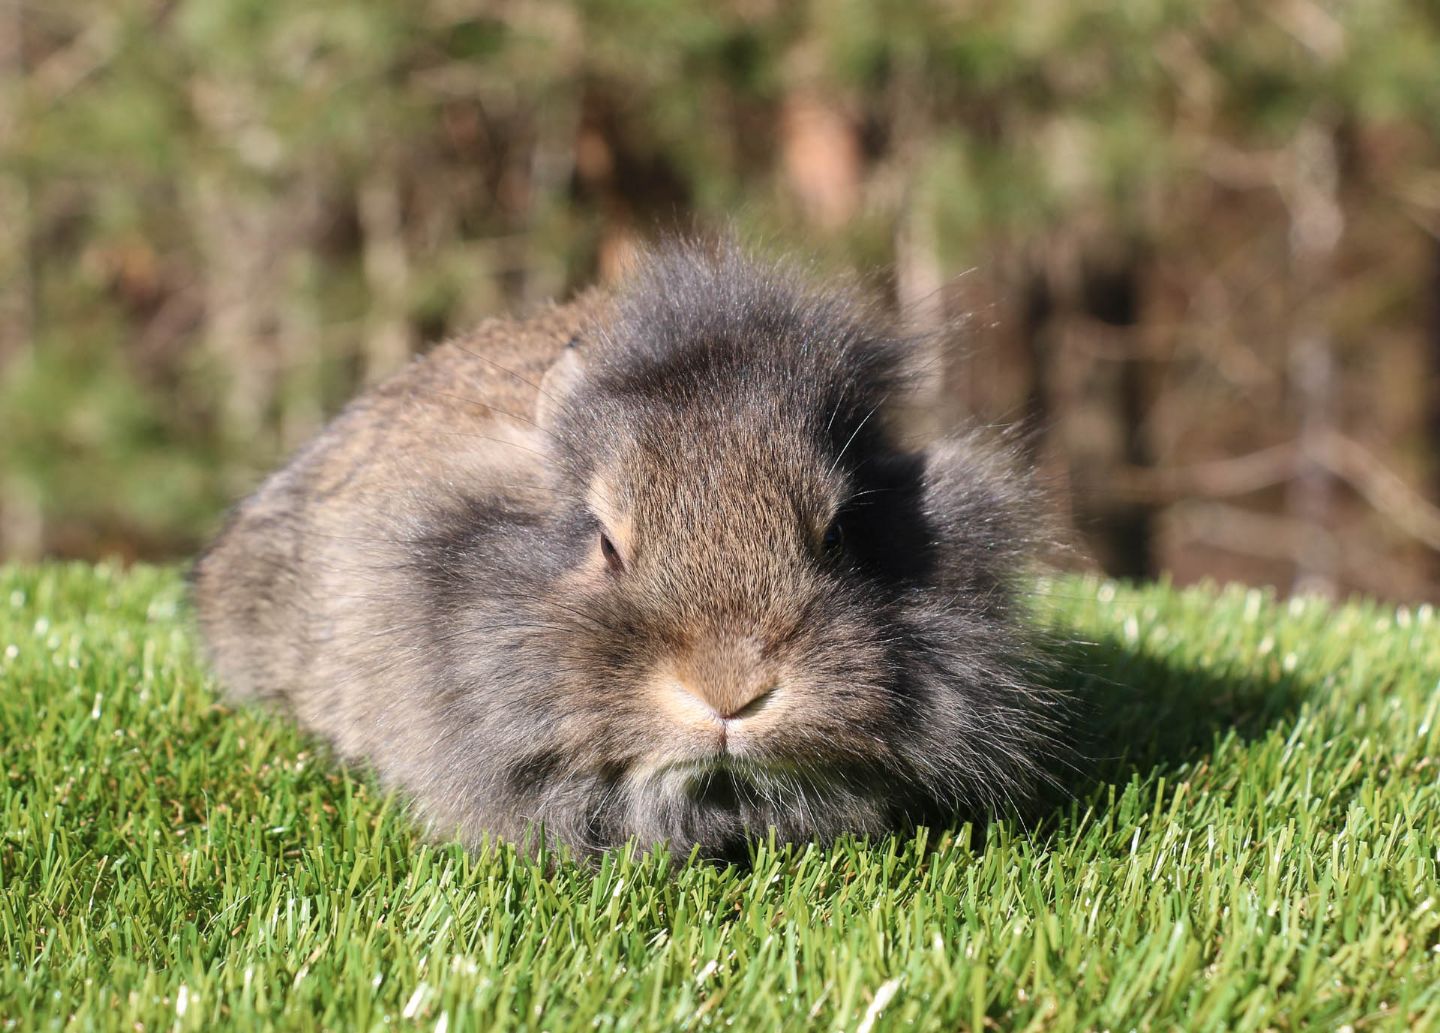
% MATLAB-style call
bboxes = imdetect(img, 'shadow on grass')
[1030,629,1310,819]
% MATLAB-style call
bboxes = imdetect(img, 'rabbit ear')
[536,343,585,428]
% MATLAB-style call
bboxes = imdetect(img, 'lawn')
[2,563,1437,1031]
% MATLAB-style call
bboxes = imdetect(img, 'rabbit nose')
[672,636,777,722]
[675,679,777,722]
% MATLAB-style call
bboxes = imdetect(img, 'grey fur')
[193,241,1066,858]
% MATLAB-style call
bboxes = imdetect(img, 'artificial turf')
[2,563,1437,1031]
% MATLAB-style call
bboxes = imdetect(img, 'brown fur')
[193,242,1065,859]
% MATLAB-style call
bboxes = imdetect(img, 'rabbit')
[192,240,1066,860]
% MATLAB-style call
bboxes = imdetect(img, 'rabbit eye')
[821,520,844,555]
[599,532,625,574]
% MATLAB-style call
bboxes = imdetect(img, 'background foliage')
[2,0,1439,598]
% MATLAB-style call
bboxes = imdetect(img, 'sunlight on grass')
[2,564,1438,1030]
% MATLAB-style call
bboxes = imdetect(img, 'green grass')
[2,564,1438,1031]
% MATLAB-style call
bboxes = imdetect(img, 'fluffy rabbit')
[193,242,1065,858]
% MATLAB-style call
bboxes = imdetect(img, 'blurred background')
[2,0,1438,601]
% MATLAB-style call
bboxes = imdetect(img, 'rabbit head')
[414,245,1061,858]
